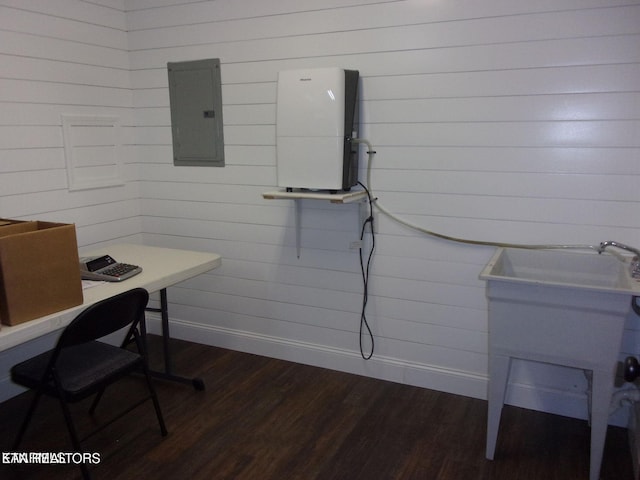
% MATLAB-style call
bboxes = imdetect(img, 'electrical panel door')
[168,58,225,167]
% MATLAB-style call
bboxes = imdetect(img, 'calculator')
[79,255,142,282]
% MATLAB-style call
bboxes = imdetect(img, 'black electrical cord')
[357,181,375,360]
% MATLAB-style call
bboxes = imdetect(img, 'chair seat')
[12,341,142,400]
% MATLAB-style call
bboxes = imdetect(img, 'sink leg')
[583,370,593,426]
[589,369,615,480]
[486,354,512,460]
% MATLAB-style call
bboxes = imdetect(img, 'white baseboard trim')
[160,318,488,397]
[0,317,627,429]
[146,316,629,427]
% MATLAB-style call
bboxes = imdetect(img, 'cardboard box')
[0,219,83,326]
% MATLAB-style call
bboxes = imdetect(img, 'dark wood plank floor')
[0,335,633,480]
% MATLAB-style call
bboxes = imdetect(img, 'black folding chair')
[10,287,167,479]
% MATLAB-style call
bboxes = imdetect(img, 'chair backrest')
[57,288,149,349]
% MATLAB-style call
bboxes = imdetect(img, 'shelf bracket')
[262,189,368,258]
[295,199,301,259]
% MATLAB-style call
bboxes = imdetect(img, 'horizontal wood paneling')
[125,1,640,416]
[364,146,640,174]
[1,0,639,422]
[0,5,127,49]
[0,1,133,248]
[0,31,128,69]
[0,79,132,107]
[125,0,400,30]
[365,93,640,123]
[0,183,139,217]
[213,35,640,85]
[377,193,639,227]
[373,169,638,199]
[127,3,640,70]
[0,0,126,30]
[141,199,357,232]
[0,55,131,89]
[127,4,640,54]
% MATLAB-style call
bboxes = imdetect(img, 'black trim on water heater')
[342,69,360,191]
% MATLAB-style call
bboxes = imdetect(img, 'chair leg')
[141,364,167,436]
[15,390,91,479]
[13,390,43,450]
[133,329,167,436]
[57,396,92,479]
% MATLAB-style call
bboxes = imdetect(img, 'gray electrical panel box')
[168,58,225,167]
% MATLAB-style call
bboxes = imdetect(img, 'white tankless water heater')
[276,67,360,191]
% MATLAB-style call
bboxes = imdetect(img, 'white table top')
[0,243,221,352]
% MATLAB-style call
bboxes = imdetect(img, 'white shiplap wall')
[0,0,139,399]
[0,0,639,424]
[0,0,140,248]
[126,0,640,424]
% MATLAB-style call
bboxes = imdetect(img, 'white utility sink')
[480,247,639,295]
[481,247,639,480]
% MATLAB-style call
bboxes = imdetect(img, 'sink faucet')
[598,241,640,258]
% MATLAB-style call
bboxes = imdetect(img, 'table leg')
[145,288,205,391]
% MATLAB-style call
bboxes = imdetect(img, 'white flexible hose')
[352,138,599,253]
